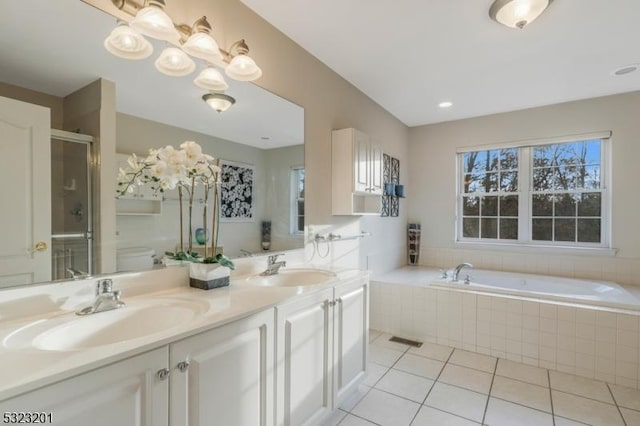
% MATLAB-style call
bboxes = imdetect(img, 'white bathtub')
[431,268,640,312]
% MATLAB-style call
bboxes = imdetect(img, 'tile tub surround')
[324,331,640,426]
[370,267,640,389]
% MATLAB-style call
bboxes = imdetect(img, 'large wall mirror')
[0,0,304,288]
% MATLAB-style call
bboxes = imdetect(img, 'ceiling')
[0,0,303,149]
[240,0,640,127]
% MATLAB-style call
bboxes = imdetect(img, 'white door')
[276,287,334,426]
[334,278,369,406]
[0,347,169,426]
[170,309,274,426]
[0,96,51,287]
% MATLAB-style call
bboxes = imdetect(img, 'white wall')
[409,91,640,286]
[115,113,303,259]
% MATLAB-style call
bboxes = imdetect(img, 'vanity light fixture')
[104,21,153,59]
[182,16,222,63]
[203,93,236,113]
[194,67,229,91]
[489,0,553,29]
[130,0,180,41]
[224,40,263,81]
[155,47,196,76]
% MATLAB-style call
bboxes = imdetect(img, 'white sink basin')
[3,299,208,351]
[244,268,337,287]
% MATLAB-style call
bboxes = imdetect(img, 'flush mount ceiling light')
[182,16,222,63]
[203,93,236,113]
[438,101,453,108]
[130,0,180,41]
[194,67,228,91]
[489,0,553,29]
[155,47,196,76]
[612,64,639,76]
[104,21,153,59]
[224,40,263,81]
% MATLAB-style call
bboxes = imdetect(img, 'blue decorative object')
[384,183,396,196]
[195,228,208,245]
[395,184,406,198]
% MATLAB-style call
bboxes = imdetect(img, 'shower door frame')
[50,129,94,278]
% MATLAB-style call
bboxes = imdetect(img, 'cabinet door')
[369,144,384,195]
[170,309,274,426]
[333,278,369,406]
[276,287,334,426]
[353,130,370,193]
[0,348,169,426]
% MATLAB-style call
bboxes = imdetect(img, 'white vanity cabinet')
[332,128,383,215]
[0,347,169,426]
[169,309,274,426]
[275,276,369,426]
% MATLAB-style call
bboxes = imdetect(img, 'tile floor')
[323,330,640,426]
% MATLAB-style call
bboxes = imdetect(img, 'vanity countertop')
[0,265,366,401]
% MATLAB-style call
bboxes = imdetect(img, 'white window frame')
[290,166,305,235]
[455,131,612,252]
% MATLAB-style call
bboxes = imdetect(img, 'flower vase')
[189,262,231,290]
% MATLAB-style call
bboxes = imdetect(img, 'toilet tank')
[116,247,155,272]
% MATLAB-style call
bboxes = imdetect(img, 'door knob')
[30,242,47,253]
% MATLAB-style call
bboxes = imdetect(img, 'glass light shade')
[202,93,236,112]
[182,32,222,63]
[104,24,153,60]
[225,54,262,81]
[155,47,196,76]
[489,0,552,29]
[130,4,180,41]
[194,67,228,91]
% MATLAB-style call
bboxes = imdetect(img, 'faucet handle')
[96,279,113,295]
[267,253,284,264]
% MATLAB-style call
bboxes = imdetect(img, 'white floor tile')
[374,368,434,403]
[496,358,549,387]
[394,353,444,379]
[490,375,551,413]
[321,409,348,426]
[362,362,388,387]
[372,333,413,351]
[554,417,590,426]
[339,384,371,412]
[620,408,640,426]
[549,370,614,403]
[351,388,420,426]
[369,344,404,367]
[449,349,496,373]
[438,363,493,394]
[609,383,640,411]
[551,390,625,426]
[339,414,377,426]
[484,397,553,426]
[408,341,454,361]
[424,382,487,423]
[411,405,480,426]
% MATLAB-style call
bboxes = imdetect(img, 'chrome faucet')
[260,254,286,276]
[76,279,125,316]
[66,267,90,280]
[452,262,474,282]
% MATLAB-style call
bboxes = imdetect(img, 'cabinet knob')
[336,298,343,304]
[328,300,336,307]
[176,360,190,373]
[156,368,171,381]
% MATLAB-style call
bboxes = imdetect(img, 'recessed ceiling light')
[260,136,271,141]
[438,101,453,109]
[612,64,639,76]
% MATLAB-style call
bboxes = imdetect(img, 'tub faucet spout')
[453,263,473,282]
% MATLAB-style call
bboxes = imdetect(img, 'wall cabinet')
[115,153,162,215]
[0,348,169,426]
[275,276,369,425]
[332,128,383,215]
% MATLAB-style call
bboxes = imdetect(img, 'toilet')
[116,247,155,272]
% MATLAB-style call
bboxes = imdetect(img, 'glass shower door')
[50,131,93,280]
